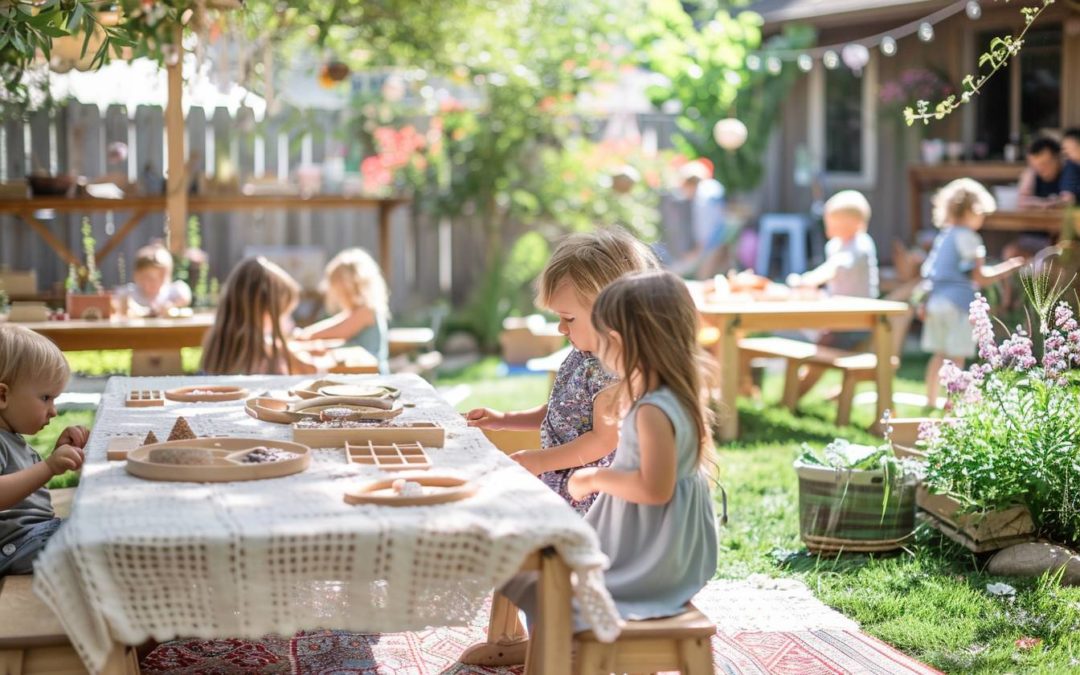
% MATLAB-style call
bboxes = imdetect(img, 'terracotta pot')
[66,293,113,320]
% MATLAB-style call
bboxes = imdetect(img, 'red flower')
[1015,637,1043,651]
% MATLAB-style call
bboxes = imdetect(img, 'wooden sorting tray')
[126,390,165,407]
[125,438,311,482]
[245,396,402,424]
[293,422,445,448]
[345,441,430,471]
[344,475,475,506]
[291,378,400,401]
[165,385,249,402]
[106,436,143,461]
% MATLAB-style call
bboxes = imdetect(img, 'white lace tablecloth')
[33,375,620,673]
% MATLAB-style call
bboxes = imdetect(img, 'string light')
[822,50,839,70]
[918,22,935,42]
[965,1,982,20]
[881,36,897,56]
[797,54,813,72]
[766,56,782,74]
[745,54,761,71]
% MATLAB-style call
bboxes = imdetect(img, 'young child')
[502,270,718,629]
[200,257,327,375]
[126,243,192,317]
[292,248,390,374]
[921,178,1025,407]
[0,325,87,577]
[466,227,659,514]
[786,190,879,397]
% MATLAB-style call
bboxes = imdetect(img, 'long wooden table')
[0,194,408,278]
[696,295,911,441]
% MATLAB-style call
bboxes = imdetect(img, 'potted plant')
[917,285,1080,552]
[65,218,112,320]
[794,438,922,554]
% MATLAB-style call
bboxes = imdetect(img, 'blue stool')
[755,213,810,279]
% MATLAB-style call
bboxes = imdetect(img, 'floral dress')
[539,348,618,514]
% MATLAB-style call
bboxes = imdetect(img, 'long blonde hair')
[321,248,390,316]
[200,257,300,375]
[591,270,717,466]
[537,226,659,307]
[932,178,996,228]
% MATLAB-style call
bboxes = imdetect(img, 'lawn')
[35,352,1080,673]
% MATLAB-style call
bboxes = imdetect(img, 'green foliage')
[65,217,102,293]
[630,0,813,193]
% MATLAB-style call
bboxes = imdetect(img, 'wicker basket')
[795,460,918,554]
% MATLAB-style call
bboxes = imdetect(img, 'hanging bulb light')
[745,54,761,71]
[822,50,840,70]
[713,118,748,151]
[965,1,982,19]
[880,36,897,56]
[841,44,870,73]
[797,54,813,72]
[918,22,935,42]
[766,56,782,74]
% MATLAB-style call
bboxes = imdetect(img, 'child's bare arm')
[295,308,374,342]
[0,446,83,510]
[974,256,1026,286]
[790,257,839,289]
[510,387,619,474]
[567,404,677,505]
[466,404,548,430]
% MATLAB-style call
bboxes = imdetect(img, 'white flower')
[986,582,1016,598]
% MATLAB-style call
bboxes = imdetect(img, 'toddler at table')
[920,178,1025,407]
[0,325,87,577]
[466,227,658,513]
[292,248,390,374]
[126,242,192,317]
[200,256,331,375]
[502,270,718,630]
[786,190,879,398]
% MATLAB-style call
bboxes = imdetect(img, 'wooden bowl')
[27,174,75,197]
[165,385,249,402]
[126,437,311,482]
[344,475,475,506]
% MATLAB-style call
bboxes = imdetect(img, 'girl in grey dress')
[504,270,719,627]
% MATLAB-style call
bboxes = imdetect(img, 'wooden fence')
[0,103,679,315]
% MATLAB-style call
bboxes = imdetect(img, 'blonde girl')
[466,227,659,514]
[920,179,1024,405]
[201,257,322,375]
[502,270,718,627]
[294,248,391,374]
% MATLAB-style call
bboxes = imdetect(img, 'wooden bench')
[0,575,86,675]
[574,603,715,675]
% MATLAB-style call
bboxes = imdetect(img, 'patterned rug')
[141,577,941,674]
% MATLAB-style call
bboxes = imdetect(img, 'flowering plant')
[65,218,104,294]
[879,69,953,116]
[923,285,1080,545]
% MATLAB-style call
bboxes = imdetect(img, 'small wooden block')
[125,389,165,407]
[106,436,144,461]
[346,441,431,471]
[293,422,445,448]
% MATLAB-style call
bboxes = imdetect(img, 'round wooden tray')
[165,385,249,402]
[126,438,311,482]
[245,396,402,424]
[344,475,476,506]
[292,379,400,400]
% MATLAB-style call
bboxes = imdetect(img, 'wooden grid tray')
[345,441,430,471]
[293,422,445,448]
[125,438,311,482]
[344,475,475,506]
[165,385,249,403]
[125,390,165,407]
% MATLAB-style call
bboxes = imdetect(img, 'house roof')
[749,0,955,29]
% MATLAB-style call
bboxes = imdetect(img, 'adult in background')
[1017,137,1068,209]
[672,160,728,279]
[1061,128,1080,205]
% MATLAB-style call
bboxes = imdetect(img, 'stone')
[167,417,197,442]
[142,430,159,446]
[442,331,479,356]
[987,542,1080,586]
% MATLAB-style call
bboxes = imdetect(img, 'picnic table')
[693,291,910,441]
[32,374,619,674]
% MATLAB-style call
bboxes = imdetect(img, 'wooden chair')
[574,603,716,675]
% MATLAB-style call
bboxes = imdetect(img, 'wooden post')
[165,24,187,254]
[379,201,392,279]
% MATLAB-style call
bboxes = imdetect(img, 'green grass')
[32,352,1080,671]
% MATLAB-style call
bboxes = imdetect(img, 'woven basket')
[795,461,917,554]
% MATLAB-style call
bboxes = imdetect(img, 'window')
[974,26,1061,158]
[809,56,877,186]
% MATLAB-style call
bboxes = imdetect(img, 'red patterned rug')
[141,580,941,675]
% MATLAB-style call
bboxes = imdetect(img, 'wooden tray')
[125,438,311,482]
[291,379,400,400]
[106,436,144,461]
[126,390,165,407]
[344,475,474,506]
[245,396,402,424]
[165,385,249,402]
[346,441,430,471]
[293,422,445,448]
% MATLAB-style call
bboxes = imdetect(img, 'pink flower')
[969,295,1000,368]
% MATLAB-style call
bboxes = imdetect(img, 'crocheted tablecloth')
[33,375,619,672]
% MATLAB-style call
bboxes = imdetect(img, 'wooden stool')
[574,603,715,675]
[0,575,86,674]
